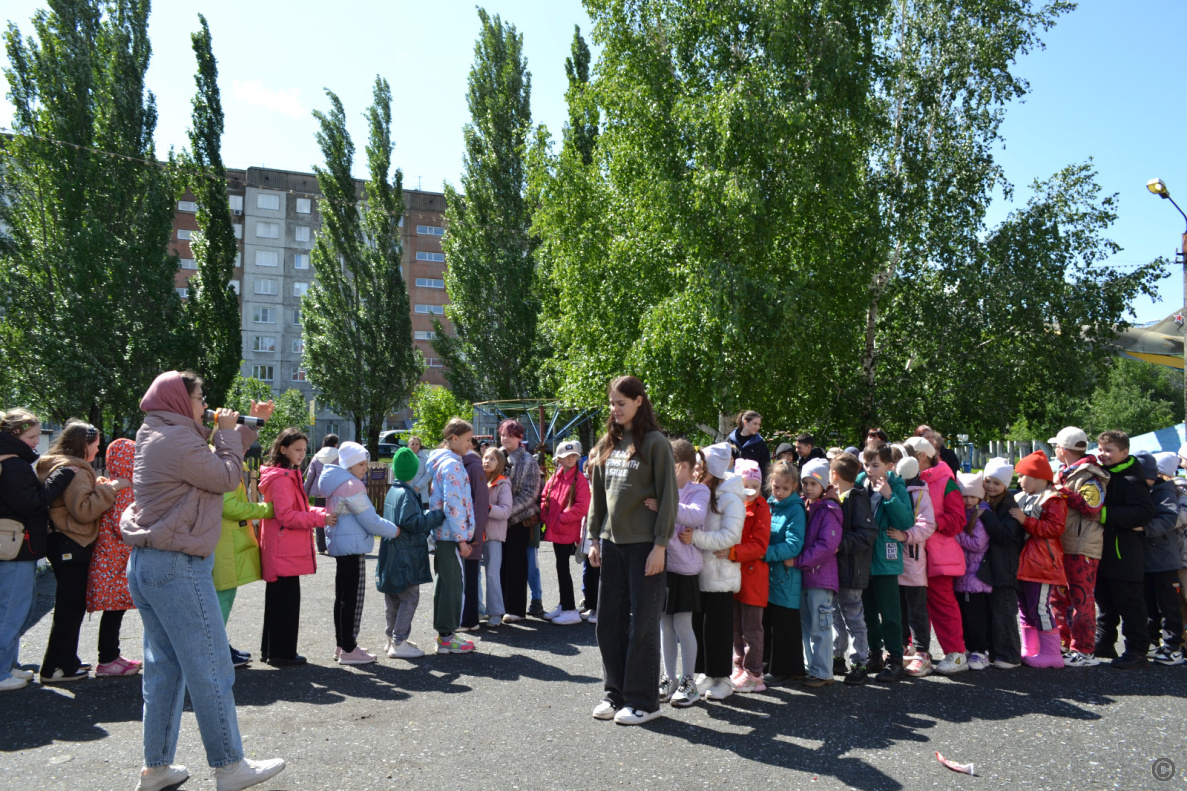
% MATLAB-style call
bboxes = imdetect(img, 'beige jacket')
[35,455,117,547]
[1060,461,1110,559]
[120,410,256,558]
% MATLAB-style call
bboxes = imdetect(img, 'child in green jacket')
[859,443,913,682]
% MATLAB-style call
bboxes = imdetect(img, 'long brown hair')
[266,428,308,468]
[592,375,662,465]
[484,446,507,485]
[48,419,99,460]
[0,408,39,436]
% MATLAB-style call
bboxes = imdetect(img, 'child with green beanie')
[377,447,446,659]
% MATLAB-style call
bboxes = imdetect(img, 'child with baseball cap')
[540,440,591,626]
[1009,451,1067,669]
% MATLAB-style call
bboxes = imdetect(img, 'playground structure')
[472,398,600,453]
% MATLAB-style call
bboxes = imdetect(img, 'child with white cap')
[725,459,771,693]
[1140,451,1185,665]
[691,442,746,701]
[978,458,1025,668]
[955,472,992,670]
[793,457,843,687]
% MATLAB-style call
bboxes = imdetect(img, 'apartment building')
[170,165,451,443]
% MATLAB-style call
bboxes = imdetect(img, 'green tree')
[433,8,538,402]
[0,0,183,432]
[181,14,241,408]
[302,77,423,456]
[408,383,472,447]
[563,25,598,167]
[226,375,312,449]
[1083,357,1183,439]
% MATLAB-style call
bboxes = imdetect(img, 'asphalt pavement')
[2,546,1185,791]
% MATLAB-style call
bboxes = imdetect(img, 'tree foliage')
[180,13,241,408]
[433,8,538,402]
[1083,358,1182,440]
[226,375,312,449]
[408,383,471,447]
[0,0,183,432]
[302,77,423,456]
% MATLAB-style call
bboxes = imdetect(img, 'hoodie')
[428,448,475,543]
[692,474,746,593]
[319,463,399,557]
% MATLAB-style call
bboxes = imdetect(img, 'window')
[415,251,445,262]
[325,422,340,436]
[175,287,189,299]
[293,308,302,325]
[292,338,305,354]
[415,278,445,289]
[293,282,309,298]
[178,200,198,212]
[233,224,243,240]
[414,330,437,341]
[416,225,445,236]
[236,251,243,268]
[296,198,311,214]
[252,336,276,353]
[256,222,280,239]
[229,279,240,295]
[257,193,280,210]
[253,307,275,324]
[415,304,445,315]
[294,225,311,242]
[229,195,244,212]
[293,253,310,270]
[255,250,279,267]
[251,364,275,381]
[426,358,444,368]
[291,368,308,382]
[179,258,197,270]
[177,229,193,241]
[254,278,278,296]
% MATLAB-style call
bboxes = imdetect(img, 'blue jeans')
[0,560,36,681]
[527,547,542,601]
[800,587,836,680]
[128,547,243,768]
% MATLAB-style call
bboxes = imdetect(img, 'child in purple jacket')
[955,472,992,671]
[655,440,709,708]
[790,458,843,687]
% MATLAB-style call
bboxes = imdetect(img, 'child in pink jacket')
[540,440,591,625]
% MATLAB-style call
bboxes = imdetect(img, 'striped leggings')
[1019,580,1057,631]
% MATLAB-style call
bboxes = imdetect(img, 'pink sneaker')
[729,666,747,686]
[96,657,142,676]
[337,647,377,665]
[733,672,766,693]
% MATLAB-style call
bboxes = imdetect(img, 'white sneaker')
[388,640,425,659]
[992,659,1021,670]
[214,757,286,791]
[487,615,503,627]
[936,652,969,675]
[502,613,523,623]
[9,668,33,680]
[967,652,990,671]
[0,676,28,691]
[703,676,734,700]
[1064,651,1100,668]
[136,764,189,791]
[614,706,661,725]
[658,675,676,703]
[592,700,618,720]
[552,610,582,625]
[586,610,597,624]
[670,675,699,707]
[542,605,564,620]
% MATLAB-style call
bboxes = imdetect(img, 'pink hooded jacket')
[921,463,967,578]
[258,465,326,582]
[897,484,936,587]
[541,464,591,545]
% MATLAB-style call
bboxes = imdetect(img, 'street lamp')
[1147,178,1187,444]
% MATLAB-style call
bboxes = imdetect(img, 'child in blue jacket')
[319,441,399,666]
[763,460,806,685]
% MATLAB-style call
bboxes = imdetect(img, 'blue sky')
[2,0,1184,323]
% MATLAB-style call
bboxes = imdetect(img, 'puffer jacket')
[36,454,117,548]
[730,496,771,606]
[798,497,843,592]
[486,476,512,542]
[954,504,992,594]
[667,481,709,576]
[1056,455,1108,558]
[541,464,591,545]
[320,463,398,556]
[921,463,966,578]
[898,482,936,587]
[428,448,475,543]
[213,470,269,592]
[377,480,445,595]
[1143,477,1182,573]
[1017,488,1067,586]
[765,493,805,609]
[0,431,74,561]
[692,474,746,593]
[121,410,256,558]
[258,465,326,582]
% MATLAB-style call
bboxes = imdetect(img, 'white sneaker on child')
[553,610,582,625]
[967,652,990,670]
[670,675,699,707]
[614,706,661,726]
[214,757,285,791]
[542,605,564,620]
[389,640,424,659]
[703,677,734,700]
[936,652,968,675]
[592,700,618,720]
[658,676,676,703]
[1063,651,1100,668]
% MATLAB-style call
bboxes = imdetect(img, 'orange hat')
[1015,450,1053,482]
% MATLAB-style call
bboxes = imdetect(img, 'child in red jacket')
[726,461,771,693]
[1010,451,1067,669]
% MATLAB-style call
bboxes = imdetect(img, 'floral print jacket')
[427,448,475,543]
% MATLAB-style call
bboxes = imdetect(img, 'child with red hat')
[1009,451,1068,668]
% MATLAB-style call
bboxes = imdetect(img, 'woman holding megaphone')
[120,370,286,791]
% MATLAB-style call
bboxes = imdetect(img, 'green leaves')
[408,383,472,447]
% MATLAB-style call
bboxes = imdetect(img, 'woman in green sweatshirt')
[586,375,678,726]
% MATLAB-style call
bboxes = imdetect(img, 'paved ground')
[2,546,1186,791]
